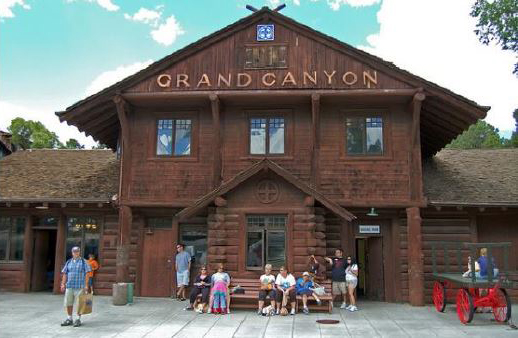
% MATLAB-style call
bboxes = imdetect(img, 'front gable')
[128,15,411,93]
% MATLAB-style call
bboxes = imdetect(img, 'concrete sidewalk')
[0,292,516,337]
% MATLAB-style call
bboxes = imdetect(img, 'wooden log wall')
[95,213,140,295]
[206,206,239,273]
[292,206,325,275]
[0,263,25,292]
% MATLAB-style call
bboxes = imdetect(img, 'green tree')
[91,142,108,149]
[446,120,504,149]
[63,138,85,149]
[509,108,518,146]
[7,118,63,149]
[471,0,518,74]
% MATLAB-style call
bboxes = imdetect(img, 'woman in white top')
[275,266,297,315]
[345,256,359,311]
[257,264,276,315]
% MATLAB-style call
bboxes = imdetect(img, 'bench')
[194,278,333,313]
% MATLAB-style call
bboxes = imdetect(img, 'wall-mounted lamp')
[366,207,378,217]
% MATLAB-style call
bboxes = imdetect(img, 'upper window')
[66,217,101,260]
[250,117,285,155]
[146,217,172,229]
[156,119,192,156]
[246,215,286,269]
[0,216,25,262]
[244,45,287,69]
[346,117,383,155]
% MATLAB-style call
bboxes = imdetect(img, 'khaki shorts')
[64,288,84,307]
[332,281,347,295]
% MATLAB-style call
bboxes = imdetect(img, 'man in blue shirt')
[60,246,91,327]
[175,243,191,301]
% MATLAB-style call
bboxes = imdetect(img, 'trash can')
[127,282,134,304]
[112,283,128,306]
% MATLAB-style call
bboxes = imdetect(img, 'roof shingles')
[0,149,119,201]
[423,149,518,205]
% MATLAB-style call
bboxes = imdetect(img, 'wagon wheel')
[456,289,474,324]
[492,288,512,323]
[433,281,446,312]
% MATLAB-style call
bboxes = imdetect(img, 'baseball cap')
[302,271,310,276]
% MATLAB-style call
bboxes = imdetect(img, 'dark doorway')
[31,229,57,292]
[355,237,384,301]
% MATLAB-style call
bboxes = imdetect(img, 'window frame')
[242,43,289,70]
[245,110,292,157]
[151,111,199,161]
[0,216,26,263]
[341,109,391,160]
[245,214,287,270]
[64,216,102,261]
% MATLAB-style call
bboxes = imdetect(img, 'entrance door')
[141,229,172,297]
[31,229,57,291]
[356,237,384,301]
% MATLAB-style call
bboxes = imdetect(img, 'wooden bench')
[195,278,333,313]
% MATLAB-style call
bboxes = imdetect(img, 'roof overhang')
[175,158,356,222]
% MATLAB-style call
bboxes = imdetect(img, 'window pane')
[157,119,173,155]
[66,217,84,260]
[269,118,285,154]
[83,218,100,259]
[147,217,172,229]
[250,118,266,154]
[180,226,207,265]
[9,217,25,261]
[366,117,383,155]
[246,231,263,267]
[267,231,285,267]
[346,118,365,154]
[174,120,191,156]
[37,217,58,227]
[0,217,10,260]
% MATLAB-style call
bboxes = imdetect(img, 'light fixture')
[366,207,378,217]
[35,204,48,209]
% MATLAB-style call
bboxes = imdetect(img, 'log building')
[1,8,517,304]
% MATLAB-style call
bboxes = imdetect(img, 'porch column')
[406,206,424,306]
[116,205,132,282]
[53,213,66,293]
[210,94,222,188]
[310,93,321,189]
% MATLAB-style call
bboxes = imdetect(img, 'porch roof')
[175,158,356,221]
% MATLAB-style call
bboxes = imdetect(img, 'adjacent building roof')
[0,149,119,202]
[1,148,516,207]
[423,149,518,206]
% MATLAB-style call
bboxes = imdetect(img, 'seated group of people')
[185,263,231,314]
[258,264,322,315]
[462,247,499,279]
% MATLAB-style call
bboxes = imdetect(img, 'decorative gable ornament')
[257,24,274,41]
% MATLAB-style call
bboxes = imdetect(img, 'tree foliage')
[508,108,518,146]
[63,138,85,149]
[91,142,108,149]
[471,0,518,74]
[446,120,505,149]
[7,117,63,149]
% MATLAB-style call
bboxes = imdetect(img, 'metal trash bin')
[127,282,134,304]
[112,283,128,306]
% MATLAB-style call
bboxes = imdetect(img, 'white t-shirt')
[345,264,358,281]
[275,273,296,289]
[260,274,276,286]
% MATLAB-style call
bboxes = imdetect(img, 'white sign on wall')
[359,225,380,234]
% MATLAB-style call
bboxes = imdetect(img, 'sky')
[0,0,516,148]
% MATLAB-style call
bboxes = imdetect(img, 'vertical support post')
[310,93,321,189]
[409,91,425,202]
[114,95,133,283]
[210,94,222,188]
[53,213,66,294]
[171,217,179,297]
[116,205,132,282]
[23,215,33,292]
[406,206,424,306]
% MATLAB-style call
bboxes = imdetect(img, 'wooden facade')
[1,8,516,305]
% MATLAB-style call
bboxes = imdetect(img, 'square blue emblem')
[257,24,275,41]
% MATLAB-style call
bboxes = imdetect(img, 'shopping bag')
[311,283,326,296]
[78,292,93,315]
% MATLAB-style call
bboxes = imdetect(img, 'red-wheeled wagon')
[431,242,514,324]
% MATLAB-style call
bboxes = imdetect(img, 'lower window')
[0,216,26,262]
[179,225,207,266]
[65,217,101,260]
[246,215,286,269]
